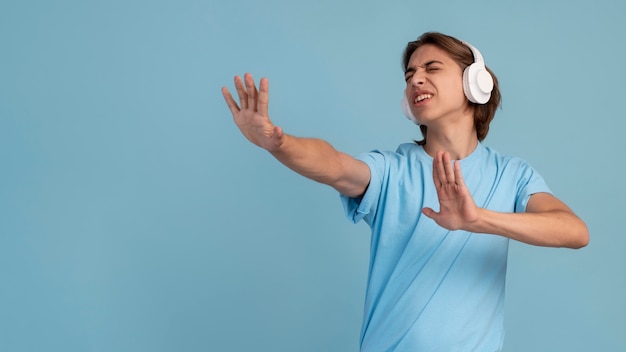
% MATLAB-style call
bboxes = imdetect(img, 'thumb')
[422,207,438,220]
[273,125,283,138]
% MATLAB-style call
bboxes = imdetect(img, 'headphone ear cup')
[401,93,419,125]
[463,63,493,104]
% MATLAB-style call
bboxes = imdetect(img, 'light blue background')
[1,0,624,351]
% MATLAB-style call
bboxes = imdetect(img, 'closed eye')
[404,69,415,82]
[404,61,443,82]
[425,63,441,72]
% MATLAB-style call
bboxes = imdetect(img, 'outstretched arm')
[222,73,370,197]
[421,151,589,248]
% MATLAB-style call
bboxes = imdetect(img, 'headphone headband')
[461,40,485,65]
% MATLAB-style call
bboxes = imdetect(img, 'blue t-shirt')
[341,143,551,352]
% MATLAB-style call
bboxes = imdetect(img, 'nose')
[410,70,425,87]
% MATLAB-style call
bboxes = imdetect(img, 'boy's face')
[404,44,470,126]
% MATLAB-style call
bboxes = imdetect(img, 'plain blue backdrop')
[1,0,624,351]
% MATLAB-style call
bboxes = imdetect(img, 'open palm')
[222,73,284,152]
[422,151,479,231]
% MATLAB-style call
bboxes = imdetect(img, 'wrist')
[464,207,488,234]
[268,132,290,154]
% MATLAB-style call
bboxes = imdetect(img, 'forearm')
[270,134,341,182]
[269,134,369,197]
[466,208,589,248]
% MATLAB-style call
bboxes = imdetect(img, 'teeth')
[415,94,433,103]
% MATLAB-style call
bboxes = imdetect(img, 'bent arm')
[422,151,589,249]
[467,192,589,249]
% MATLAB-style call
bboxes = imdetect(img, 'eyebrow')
[405,60,445,75]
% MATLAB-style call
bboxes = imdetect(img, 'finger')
[453,160,465,187]
[221,86,240,115]
[422,207,438,220]
[442,152,455,184]
[257,77,269,116]
[273,125,283,139]
[434,151,447,186]
[244,73,258,112]
[234,75,248,109]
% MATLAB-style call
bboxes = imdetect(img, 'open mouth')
[414,94,433,105]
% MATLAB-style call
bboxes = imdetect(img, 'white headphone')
[461,41,494,104]
[401,40,494,125]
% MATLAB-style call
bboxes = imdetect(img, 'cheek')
[446,78,467,104]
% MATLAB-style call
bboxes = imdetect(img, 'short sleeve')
[514,161,552,213]
[340,151,386,225]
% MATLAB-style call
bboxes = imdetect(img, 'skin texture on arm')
[421,151,589,248]
[221,73,370,198]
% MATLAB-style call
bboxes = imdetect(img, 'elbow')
[569,236,589,250]
[573,232,590,249]
[567,220,590,249]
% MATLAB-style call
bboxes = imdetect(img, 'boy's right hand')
[221,73,284,152]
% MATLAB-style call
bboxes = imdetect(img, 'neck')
[423,119,479,160]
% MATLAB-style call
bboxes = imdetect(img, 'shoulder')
[353,143,428,183]
[395,142,424,156]
[480,145,549,189]
[357,143,425,164]
[480,145,534,170]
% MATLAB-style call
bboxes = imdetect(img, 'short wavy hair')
[402,32,502,145]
